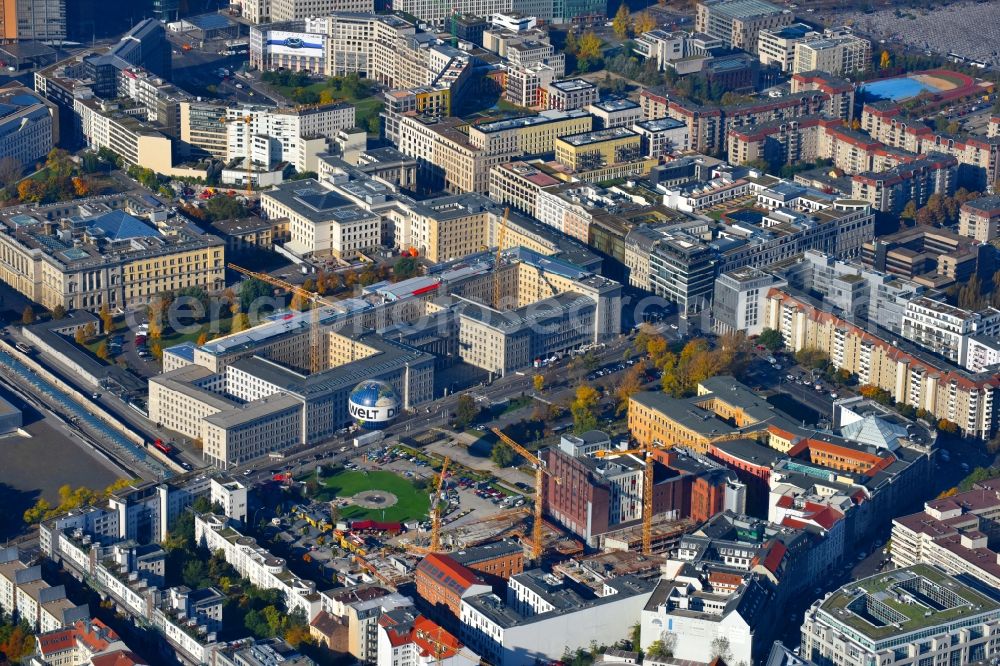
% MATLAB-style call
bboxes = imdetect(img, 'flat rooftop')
[703,0,787,20]
[472,108,589,134]
[817,564,1000,643]
[634,118,687,132]
[550,78,594,92]
[558,126,638,147]
[591,98,640,113]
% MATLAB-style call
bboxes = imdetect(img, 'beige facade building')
[763,288,999,439]
[695,0,792,53]
[792,30,871,76]
[394,110,590,194]
[958,196,1000,243]
[0,195,224,312]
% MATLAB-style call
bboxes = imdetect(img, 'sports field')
[314,470,430,523]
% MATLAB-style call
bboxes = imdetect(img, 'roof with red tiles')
[91,650,146,666]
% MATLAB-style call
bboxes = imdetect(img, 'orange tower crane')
[228,263,337,373]
[593,430,761,554]
[429,457,450,553]
[490,426,558,561]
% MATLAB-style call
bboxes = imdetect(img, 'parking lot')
[356,444,528,530]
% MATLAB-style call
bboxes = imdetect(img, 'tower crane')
[219,115,254,196]
[429,457,450,553]
[492,207,510,310]
[228,263,337,373]
[592,430,761,554]
[593,443,660,555]
[490,426,558,561]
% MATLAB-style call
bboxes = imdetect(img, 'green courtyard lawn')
[267,78,384,134]
[312,469,430,523]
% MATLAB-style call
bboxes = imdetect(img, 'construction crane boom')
[592,430,742,554]
[492,207,510,310]
[228,263,334,373]
[491,426,555,562]
[429,457,450,552]
[594,446,657,554]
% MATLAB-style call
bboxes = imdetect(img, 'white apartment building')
[967,336,1000,373]
[586,99,643,129]
[210,478,248,523]
[225,103,355,173]
[900,296,1000,368]
[633,118,690,158]
[801,565,1000,666]
[196,514,322,620]
[793,29,871,75]
[0,86,54,169]
[0,552,82,634]
[641,574,759,665]
[460,572,653,666]
[270,0,373,21]
[377,610,480,666]
[260,178,382,259]
[958,195,1000,243]
[757,23,817,71]
[544,79,597,111]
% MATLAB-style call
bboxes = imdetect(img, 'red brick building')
[414,554,491,619]
[451,539,524,581]
[543,445,745,545]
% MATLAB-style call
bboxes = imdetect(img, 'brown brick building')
[414,553,491,619]
[451,539,524,581]
[542,444,744,546]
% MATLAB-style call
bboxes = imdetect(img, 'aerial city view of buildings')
[1,0,1000,665]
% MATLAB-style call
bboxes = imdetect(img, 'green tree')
[491,441,515,467]
[758,328,784,351]
[455,394,479,429]
[239,278,273,311]
[205,194,249,221]
[393,256,420,281]
[612,3,631,39]
[51,304,66,320]
[571,384,600,433]
[565,29,579,54]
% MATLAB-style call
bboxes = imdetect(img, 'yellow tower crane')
[593,430,763,554]
[490,426,558,562]
[593,444,660,555]
[492,207,510,310]
[429,457,450,553]
[228,263,337,374]
[219,115,254,196]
